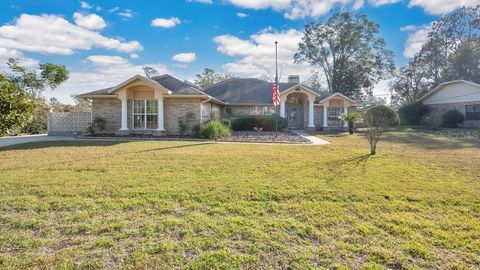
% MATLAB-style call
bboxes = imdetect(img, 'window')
[133,100,158,129]
[466,104,480,120]
[328,107,347,127]
[250,106,276,115]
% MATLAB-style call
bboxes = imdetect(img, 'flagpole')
[275,41,278,137]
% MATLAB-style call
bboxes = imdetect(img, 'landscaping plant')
[231,115,287,131]
[398,102,429,125]
[198,119,231,139]
[86,117,106,135]
[364,105,398,155]
[339,112,361,134]
[442,109,465,128]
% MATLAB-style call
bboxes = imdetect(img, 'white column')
[280,99,286,118]
[323,104,328,128]
[120,98,128,130]
[157,97,165,131]
[343,105,348,128]
[308,98,315,128]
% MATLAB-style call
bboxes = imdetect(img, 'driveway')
[0,134,76,148]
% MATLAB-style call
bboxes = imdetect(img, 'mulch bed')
[79,131,311,144]
[217,131,311,144]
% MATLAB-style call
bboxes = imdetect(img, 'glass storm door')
[288,107,299,129]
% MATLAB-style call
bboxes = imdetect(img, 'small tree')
[364,105,398,155]
[0,75,35,136]
[339,112,361,134]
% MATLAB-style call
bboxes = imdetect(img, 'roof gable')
[420,80,480,104]
[107,75,171,95]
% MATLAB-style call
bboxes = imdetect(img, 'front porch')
[278,86,355,130]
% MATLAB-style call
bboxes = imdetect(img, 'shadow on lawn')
[0,140,127,152]
[381,128,480,150]
[0,141,212,171]
[325,153,371,182]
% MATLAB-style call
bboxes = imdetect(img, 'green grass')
[0,127,479,269]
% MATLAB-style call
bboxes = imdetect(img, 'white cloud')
[73,12,106,30]
[151,17,182,28]
[369,0,401,7]
[214,28,311,80]
[130,53,139,59]
[401,24,432,58]
[172,52,196,63]
[108,7,119,13]
[237,12,249,18]
[226,0,291,10]
[225,0,372,19]
[187,0,213,4]
[408,0,478,15]
[0,14,143,55]
[0,47,38,71]
[46,55,171,103]
[119,9,133,19]
[80,1,92,9]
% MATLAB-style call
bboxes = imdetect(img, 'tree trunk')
[370,142,376,155]
[348,121,354,134]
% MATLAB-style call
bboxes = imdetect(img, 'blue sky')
[0,0,474,103]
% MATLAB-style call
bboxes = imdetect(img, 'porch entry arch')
[285,92,307,129]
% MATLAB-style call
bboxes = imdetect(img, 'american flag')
[272,81,280,106]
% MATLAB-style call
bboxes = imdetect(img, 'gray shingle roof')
[78,75,332,104]
[77,87,113,98]
[151,74,205,95]
[203,78,329,104]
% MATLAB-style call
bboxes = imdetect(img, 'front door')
[287,107,303,129]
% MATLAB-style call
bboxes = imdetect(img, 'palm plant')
[339,112,361,134]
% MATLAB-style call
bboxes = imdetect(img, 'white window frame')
[250,106,275,115]
[132,100,158,130]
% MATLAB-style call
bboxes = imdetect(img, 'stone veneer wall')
[426,102,480,128]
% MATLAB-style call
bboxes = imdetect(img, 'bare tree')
[364,105,398,155]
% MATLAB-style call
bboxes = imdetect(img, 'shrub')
[178,112,195,136]
[86,117,106,135]
[179,120,189,136]
[198,119,231,139]
[442,109,465,127]
[21,97,49,134]
[364,105,398,155]
[231,115,287,131]
[398,102,429,125]
[192,124,201,138]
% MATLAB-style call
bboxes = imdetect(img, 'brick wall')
[91,98,121,134]
[164,98,202,135]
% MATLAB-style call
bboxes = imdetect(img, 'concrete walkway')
[0,134,76,148]
[291,130,330,145]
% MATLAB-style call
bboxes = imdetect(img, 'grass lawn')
[0,127,479,269]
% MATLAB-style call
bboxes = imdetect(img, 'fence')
[47,111,92,136]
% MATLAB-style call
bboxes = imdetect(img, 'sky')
[0,0,477,104]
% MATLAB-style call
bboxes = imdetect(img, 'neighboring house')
[419,80,480,127]
[78,74,356,135]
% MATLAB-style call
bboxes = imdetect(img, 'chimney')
[288,75,300,84]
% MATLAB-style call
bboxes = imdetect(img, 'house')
[419,80,480,127]
[78,74,357,135]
